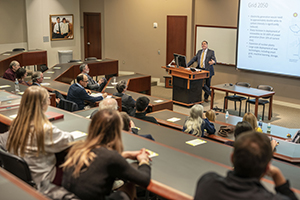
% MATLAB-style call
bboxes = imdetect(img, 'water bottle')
[267,123,271,133]
[225,111,229,119]
[15,78,20,93]
[258,117,262,129]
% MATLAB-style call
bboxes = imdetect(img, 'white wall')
[25,0,81,68]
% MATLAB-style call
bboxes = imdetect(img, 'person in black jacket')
[194,131,297,200]
[134,96,158,124]
[113,80,136,116]
[79,64,107,92]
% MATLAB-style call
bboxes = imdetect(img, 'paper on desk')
[86,115,91,119]
[0,85,11,88]
[9,114,17,119]
[111,82,117,85]
[154,99,163,103]
[106,86,114,89]
[41,83,50,86]
[77,62,83,64]
[71,130,87,140]
[145,149,159,158]
[3,53,10,56]
[133,126,141,130]
[53,67,61,69]
[44,77,51,79]
[90,93,102,97]
[185,139,207,146]
[96,59,102,62]
[167,117,181,122]
[17,92,24,95]
[46,71,55,74]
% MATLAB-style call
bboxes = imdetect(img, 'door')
[84,13,102,59]
[166,16,187,65]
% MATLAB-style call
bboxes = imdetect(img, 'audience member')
[243,112,263,132]
[120,112,155,141]
[3,60,20,81]
[224,121,253,146]
[205,109,216,121]
[16,67,30,86]
[0,86,74,188]
[90,98,118,118]
[79,64,107,92]
[183,104,215,137]
[31,71,44,86]
[135,96,158,124]
[113,80,136,116]
[66,74,107,110]
[194,131,297,200]
[62,109,151,200]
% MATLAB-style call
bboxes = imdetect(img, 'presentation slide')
[237,0,300,77]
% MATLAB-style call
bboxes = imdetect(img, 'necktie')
[200,50,204,68]
[58,23,61,34]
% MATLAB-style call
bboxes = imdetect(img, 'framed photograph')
[50,14,74,41]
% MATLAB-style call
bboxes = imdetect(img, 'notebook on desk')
[45,111,64,122]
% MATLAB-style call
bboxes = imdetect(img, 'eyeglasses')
[83,80,88,83]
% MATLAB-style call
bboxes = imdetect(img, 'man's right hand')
[266,164,286,187]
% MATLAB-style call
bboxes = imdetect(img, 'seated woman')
[16,67,30,86]
[183,104,216,137]
[62,109,151,200]
[243,112,263,132]
[205,109,216,122]
[120,112,155,141]
[5,86,74,188]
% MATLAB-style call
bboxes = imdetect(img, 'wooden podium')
[162,66,209,106]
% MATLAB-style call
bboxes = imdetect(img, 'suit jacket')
[86,74,98,90]
[67,83,103,110]
[113,92,136,116]
[134,112,158,124]
[3,68,16,81]
[187,49,216,77]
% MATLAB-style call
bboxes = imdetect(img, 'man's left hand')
[208,59,215,65]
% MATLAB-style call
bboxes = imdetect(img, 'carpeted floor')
[151,85,300,128]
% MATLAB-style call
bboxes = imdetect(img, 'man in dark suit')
[113,80,136,116]
[134,96,158,124]
[67,74,107,110]
[187,40,216,102]
[3,60,20,81]
[79,64,107,92]
[31,71,44,86]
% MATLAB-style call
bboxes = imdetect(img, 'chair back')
[236,82,251,88]
[0,146,36,188]
[85,57,97,61]
[58,99,78,112]
[40,65,48,73]
[257,85,273,99]
[12,48,25,52]
[68,59,81,63]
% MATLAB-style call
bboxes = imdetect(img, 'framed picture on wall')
[50,14,74,41]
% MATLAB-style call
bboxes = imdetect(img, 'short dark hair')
[56,17,60,20]
[77,74,85,83]
[31,71,42,82]
[79,64,86,72]
[116,80,127,93]
[202,40,208,45]
[16,68,26,79]
[234,121,253,138]
[233,131,272,178]
[136,96,150,112]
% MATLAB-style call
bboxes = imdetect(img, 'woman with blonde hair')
[243,112,263,132]
[5,86,74,187]
[183,104,215,137]
[62,109,151,200]
[205,109,216,122]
